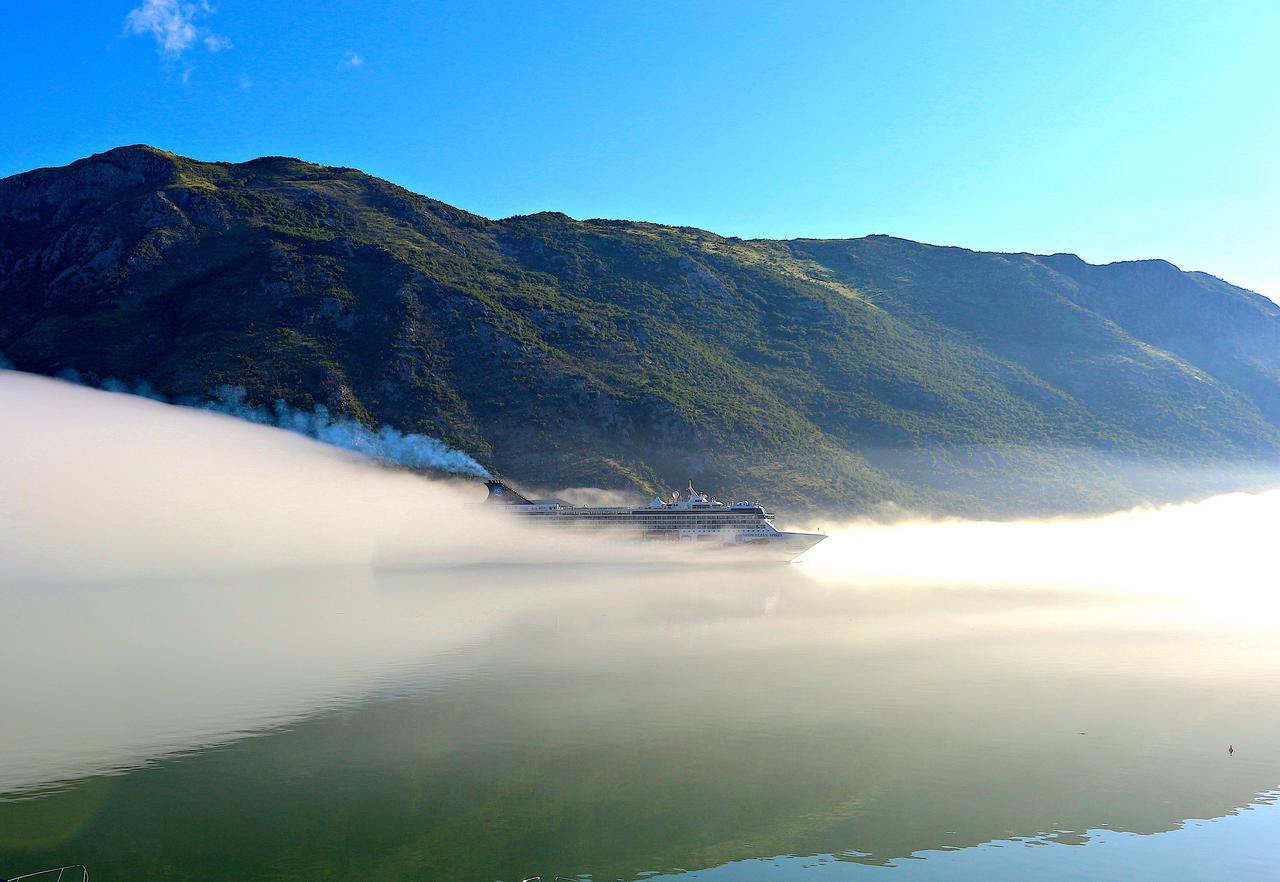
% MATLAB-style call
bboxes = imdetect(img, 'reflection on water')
[2,562,1278,881]
[655,794,1280,881]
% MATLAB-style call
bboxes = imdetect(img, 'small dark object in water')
[1229,744,1234,755]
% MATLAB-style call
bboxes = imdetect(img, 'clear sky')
[3,1,1278,298]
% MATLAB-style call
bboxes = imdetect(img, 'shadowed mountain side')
[3,145,1279,514]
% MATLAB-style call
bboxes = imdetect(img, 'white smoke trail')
[44,369,490,477]
[189,384,490,477]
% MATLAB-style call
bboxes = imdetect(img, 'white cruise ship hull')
[737,529,827,562]
[483,479,826,563]
[688,529,825,563]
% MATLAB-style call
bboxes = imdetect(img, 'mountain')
[2,145,1278,515]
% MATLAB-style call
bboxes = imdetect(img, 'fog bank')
[6,367,1279,595]
[803,490,1280,601]
[0,371,652,583]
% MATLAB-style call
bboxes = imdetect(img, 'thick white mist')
[6,368,1279,591]
[803,491,1280,604]
[0,372,479,581]
[0,370,666,583]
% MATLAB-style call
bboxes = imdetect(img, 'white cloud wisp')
[125,0,229,58]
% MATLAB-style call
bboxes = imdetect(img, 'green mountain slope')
[2,145,1277,514]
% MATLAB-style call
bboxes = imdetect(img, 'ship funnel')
[484,479,534,505]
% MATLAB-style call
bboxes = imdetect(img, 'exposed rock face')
[3,145,1280,514]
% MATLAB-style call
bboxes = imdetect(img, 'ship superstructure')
[484,479,825,562]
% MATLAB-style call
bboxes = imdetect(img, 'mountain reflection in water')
[3,559,1278,881]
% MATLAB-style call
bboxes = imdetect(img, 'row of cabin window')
[529,512,757,519]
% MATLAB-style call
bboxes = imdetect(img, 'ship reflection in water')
[3,556,1278,881]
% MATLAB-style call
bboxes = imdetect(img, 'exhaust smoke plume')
[193,384,490,477]
[50,368,489,478]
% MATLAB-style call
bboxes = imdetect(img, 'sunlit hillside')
[5,146,1280,514]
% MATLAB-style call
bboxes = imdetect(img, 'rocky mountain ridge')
[3,145,1278,514]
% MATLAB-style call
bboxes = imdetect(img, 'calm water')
[2,561,1278,881]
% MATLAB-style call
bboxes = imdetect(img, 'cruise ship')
[484,479,825,562]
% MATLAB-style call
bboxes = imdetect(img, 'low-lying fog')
[0,371,687,582]
[4,369,1277,591]
[3,369,1278,804]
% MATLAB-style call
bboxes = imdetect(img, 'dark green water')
[3,563,1277,881]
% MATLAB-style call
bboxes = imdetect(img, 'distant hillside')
[2,145,1278,515]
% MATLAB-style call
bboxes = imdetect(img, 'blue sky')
[4,1,1278,298]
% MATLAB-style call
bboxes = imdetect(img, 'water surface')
[3,561,1276,881]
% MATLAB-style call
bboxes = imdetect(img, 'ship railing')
[3,867,89,882]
